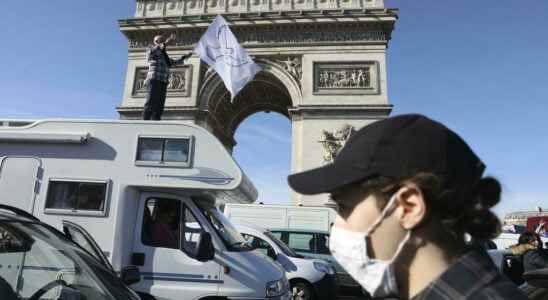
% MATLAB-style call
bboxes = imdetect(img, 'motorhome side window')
[142,198,181,249]
[142,198,204,253]
[45,180,107,213]
[182,207,204,255]
[136,137,191,165]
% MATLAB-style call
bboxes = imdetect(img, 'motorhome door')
[0,157,41,213]
[132,193,221,299]
[62,220,114,272]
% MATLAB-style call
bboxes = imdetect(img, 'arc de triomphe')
[117,0,398,206]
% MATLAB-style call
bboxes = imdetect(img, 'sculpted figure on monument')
[280,57,302,81]
[319,124,356,163]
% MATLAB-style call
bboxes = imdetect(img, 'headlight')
[314,261,335,275]
[266,278,286,297]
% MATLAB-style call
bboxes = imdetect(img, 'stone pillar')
[289,50,392,206]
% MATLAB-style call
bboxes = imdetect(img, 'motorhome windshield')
[200,208,249,251]
[0,221,139,300]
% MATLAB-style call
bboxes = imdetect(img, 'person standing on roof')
[142,34,192,120]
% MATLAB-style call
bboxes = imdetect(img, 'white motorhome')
[0,119,290,300]
[223,203,337,232]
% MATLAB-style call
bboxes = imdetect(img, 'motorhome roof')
[0,119,258,204]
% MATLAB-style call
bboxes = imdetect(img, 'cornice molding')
[289,104,392,119]
[122,18,395,49]
[120,8,398,26]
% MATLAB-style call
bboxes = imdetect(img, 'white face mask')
[329,195,411,298]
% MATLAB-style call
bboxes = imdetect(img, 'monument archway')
[197,59,299,149]
[117,0,398,206]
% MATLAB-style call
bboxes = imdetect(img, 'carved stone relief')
[132,66,192,97]
[318,124,356,163]
[313,61,379,95]
[279,57,302,82]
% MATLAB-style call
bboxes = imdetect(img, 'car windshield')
[265,231,299,257]
[199,207,249,251]
[0,220,139,300]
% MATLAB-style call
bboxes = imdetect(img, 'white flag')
[194,15,262,100]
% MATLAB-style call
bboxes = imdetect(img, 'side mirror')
[59,286,83,300]
[196,232,215,262]
[267,247,278,260]
[120,266,141,285]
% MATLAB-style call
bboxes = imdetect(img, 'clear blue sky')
[1,1,546,218]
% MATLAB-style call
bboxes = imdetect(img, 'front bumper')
[312,274,338,300]
[228,291,291,300]
[269,291,292,300]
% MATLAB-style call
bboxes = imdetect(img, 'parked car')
[269,228,361,292]
[521,267,548,300]
[488,249,526,285]
[488,249,548,299]
[0,204,143,300]
[236,224,337,300]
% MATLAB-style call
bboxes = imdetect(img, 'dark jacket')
[511,243,548,273]
[523,249,548,272]
[411,249,527,300]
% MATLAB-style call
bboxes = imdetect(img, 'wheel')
[291,281,313,300]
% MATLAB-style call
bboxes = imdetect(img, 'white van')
[0,119,290,300]
[235,224,338,300]
[223,203,337,232]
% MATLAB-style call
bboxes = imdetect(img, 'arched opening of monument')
[205,71,293,148]
[206,71,293,203]
[234,112,291,204]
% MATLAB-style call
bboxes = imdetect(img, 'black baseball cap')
[288,114,486,195]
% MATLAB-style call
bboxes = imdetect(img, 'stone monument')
[117,0,398,206]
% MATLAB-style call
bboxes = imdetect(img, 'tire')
[291,281,314,300]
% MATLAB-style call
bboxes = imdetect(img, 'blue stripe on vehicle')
[158,175,234,185]
[140,272,204,278]
[23,266,67,272]
[140,272,223,283]
[143,276,223,284]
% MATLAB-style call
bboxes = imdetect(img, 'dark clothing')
[142,79,168,120]
[411,249,527,300]
[523,249,548,273]
[146,45,182,83]
[142,44,187,120]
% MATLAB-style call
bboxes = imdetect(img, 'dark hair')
[361,173,502,248]
[518,232,539,245]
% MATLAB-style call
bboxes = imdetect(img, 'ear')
[394,183,426,230]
